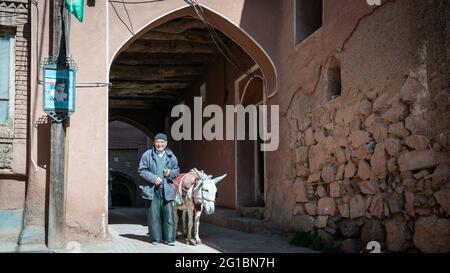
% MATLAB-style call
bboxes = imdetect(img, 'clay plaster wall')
[277,0,450,252]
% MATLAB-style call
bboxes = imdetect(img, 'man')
[138,133,179,245]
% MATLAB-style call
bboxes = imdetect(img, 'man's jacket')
[138,147,180,201]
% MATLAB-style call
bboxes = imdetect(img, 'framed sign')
[43,65,76,114]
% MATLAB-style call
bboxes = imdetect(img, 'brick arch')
[109,5,278,96]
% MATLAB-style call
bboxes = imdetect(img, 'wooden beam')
[152,17,207,34]
[48,0,67,250]
[110,64,204,81]
[109,89,182,97]
[109,98,179,109]
[114,52,215,66]
[140,29,212,43]
[126,40,217,54]
[110,80,189,90]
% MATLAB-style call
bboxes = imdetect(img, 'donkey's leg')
[182,210,187,236]
[186,204,195,245]
[173,206,179,238]
[193,210,202,245]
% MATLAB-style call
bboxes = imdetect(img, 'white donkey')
[172,168,226,245]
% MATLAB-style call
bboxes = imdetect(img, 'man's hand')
[155,177,162,186]
[163,168,170,177]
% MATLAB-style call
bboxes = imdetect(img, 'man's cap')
[154,133,167,141]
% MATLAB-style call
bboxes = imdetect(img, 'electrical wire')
[109,0,134,35]
[187,0,272,99]
[32,2,110,88]
[184,0,261,81]
[107,0,259,82]
[32,0,261,89]
[122,0,135,35]
[112,0,260,81]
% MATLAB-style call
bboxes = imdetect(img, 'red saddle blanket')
[173,173,202,212]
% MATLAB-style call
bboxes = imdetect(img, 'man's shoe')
[151,241,160,245]
[163,241,175,246]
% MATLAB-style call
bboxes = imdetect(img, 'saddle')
[173,170,202,211]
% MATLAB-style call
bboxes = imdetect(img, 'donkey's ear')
[212,174,227,184]
[193,168,202,178]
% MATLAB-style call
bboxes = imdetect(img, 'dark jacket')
[138,147,180,201]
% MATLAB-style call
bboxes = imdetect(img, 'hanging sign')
[43,64,76,122]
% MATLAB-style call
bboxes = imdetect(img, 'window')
[0,30,14,127]
[327,57,342,100]
[294,0,323,45]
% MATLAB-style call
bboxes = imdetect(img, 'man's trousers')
[146,186,175,243]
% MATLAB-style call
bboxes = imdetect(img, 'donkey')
[172,168,226,245]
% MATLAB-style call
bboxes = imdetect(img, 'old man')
[138,133,180,245]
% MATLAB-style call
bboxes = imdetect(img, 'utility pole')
[48,0,68,249]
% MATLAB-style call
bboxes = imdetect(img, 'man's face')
[154,139,167,152]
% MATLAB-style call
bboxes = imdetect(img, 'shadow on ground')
[120,234,150,243]
[109,208,316,253]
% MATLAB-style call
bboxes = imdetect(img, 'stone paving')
[0,208,316,253]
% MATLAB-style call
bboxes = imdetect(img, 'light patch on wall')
[200,82,206,104]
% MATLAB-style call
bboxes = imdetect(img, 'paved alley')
[80,208,316,253]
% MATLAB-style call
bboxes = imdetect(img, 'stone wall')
[286,0,450,253]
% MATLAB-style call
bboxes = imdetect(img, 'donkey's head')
[193,168,227,214]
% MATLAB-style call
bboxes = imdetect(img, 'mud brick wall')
[286,0,450,253]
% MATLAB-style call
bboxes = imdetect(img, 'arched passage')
[109,116,155,141]
[108,120,151,208]
[110,171,137,207]
[108,6,276,218]
[235,68,265,208]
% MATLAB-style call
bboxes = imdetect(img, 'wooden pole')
[48,0,68,249]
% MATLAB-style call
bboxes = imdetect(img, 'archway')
[111,172,136,207]
[108,120,151,208]
[108,6,277,228]
[236,68,265,209]
[109,5,277,97]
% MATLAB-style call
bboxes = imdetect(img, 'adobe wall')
[22,1,110,244]
[277,0,450,252]
[19,0,280,243]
